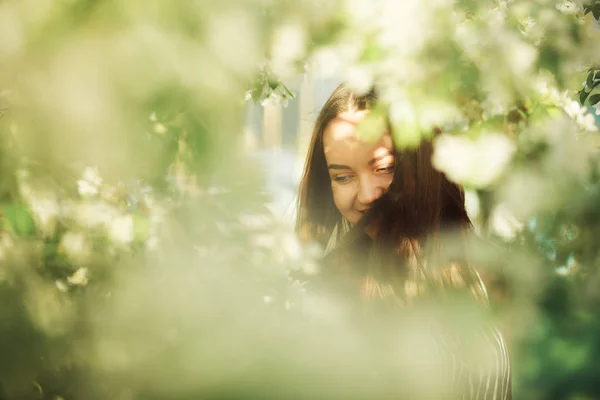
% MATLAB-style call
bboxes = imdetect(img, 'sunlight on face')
[323,110,395,225]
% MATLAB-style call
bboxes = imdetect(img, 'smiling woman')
[296,83,511,399]
[323,110,395,225]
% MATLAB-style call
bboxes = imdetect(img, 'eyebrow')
[328,164,350,170]
[327,150,394,170]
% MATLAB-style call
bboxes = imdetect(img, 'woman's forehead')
[323,112,393,158]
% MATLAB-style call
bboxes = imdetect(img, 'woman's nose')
[357,177,384,205]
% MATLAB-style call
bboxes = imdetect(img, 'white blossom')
[464,190,481,220]
[563,100,599,132]
[55,280,69,293]
[67,267,89,286]
[77,166,103,197]
[490,203,524,239]
[281,233,302,263]
[556,0,581,15]
[301,261,320,276]
[271,22,307,78]
[311,47,344,77]
[344,66,374,95]
[73,201,119,230]
[506,38,537,77]
[108,214,134,245]
[481,96,509,120]
[534,76,562,105]
[432,133,515,188]
[59,231,91,265]
[153,122,167,134]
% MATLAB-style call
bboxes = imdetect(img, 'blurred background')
[1,0,600,399]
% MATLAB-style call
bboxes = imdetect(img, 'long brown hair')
[296,84,377,246]
[296,83,478,299]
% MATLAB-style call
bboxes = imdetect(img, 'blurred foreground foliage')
[1,0,600,399]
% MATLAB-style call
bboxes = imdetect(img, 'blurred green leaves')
[2,203,35,236]
[354,107,387,143]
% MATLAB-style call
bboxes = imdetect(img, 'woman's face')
[323,110,395,225]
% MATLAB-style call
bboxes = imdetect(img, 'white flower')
[281,233,302,263]
[464,190,481,220]
[490,203,524,240]
[506,37,537,76]
[67,267,89,286]
[432,133,515,188]
[556,0,580,15]
[55,280,69,293]
[153,122,167,134]
[108,214,134,245]
[73,201,118,229]
[77,166,102,197]
[547,88,598,131]
[534,77,561,105]
[301,261,320,276]
[344,65,374,95]
[563,100,599,131]
[260,91,281,107]
[481,96,508,120]
[271,22,307,78]
[311,47,343,77]
[77,180,99,197]
[593,103,600,116]
[564,100,585,119]
[579,112,599,132]
[59,231,91,265]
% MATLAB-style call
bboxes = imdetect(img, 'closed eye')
[376,165,395,174]
[333,175,352,183]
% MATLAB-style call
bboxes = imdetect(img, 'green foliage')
[2,204,35,236]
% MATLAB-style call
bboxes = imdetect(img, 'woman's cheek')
[379,174,394,192]
[332,185,355,216]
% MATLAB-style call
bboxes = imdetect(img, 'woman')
[296,84,511,399]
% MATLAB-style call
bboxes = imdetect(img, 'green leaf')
[593,4,600,20]
[586,70,595,89]
[391,121,422,149]
[360,42,386,62]
[355,108,388,143]
[589,94,600,106]
[580,89,590,105]
[251,87,262,104]
[2,203,36,236]
[281,83,295,99]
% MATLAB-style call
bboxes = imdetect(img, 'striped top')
[323,221,512,399]
[440,324,511,400]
